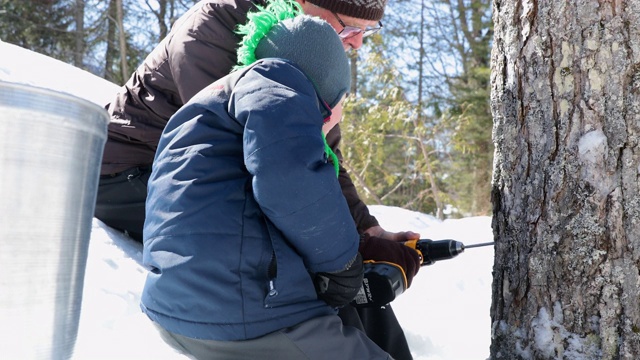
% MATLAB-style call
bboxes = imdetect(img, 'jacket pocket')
[262,218,318,308]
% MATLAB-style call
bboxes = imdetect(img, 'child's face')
[322,100,344,135]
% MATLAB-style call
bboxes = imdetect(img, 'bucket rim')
[0,80,109,114]
[0,80,109,135]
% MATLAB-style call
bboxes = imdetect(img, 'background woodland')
[0,0,493,219]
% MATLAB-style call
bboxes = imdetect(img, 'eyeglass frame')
[331,12,383,40]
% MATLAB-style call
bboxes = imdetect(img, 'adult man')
[97,1,418,359]
[98,0,414,244]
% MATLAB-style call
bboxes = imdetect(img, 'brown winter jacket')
[101,0,378,232]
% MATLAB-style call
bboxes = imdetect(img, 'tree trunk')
[349,50,358,96]
[74,0,85,68]
[490,0,640,359]
[104,0,117,82]
[116,0,128,80]
[157,0,169,40]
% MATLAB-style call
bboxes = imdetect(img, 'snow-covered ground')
[72,209,494,360]
[1,40,495,360]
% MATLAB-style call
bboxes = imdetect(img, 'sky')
[0,40,495,360]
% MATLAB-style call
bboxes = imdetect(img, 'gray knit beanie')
[255,15,351,109]
[307,0,387,21]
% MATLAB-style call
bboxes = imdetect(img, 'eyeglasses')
[331,12,383,40]
[320,98,332,122]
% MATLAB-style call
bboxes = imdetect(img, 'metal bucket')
[0,82,109,359]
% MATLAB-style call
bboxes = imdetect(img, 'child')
[140,2,401,359]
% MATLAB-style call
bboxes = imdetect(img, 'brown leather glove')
[358,234,422,288]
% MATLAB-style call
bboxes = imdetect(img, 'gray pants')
[154,315,394,360]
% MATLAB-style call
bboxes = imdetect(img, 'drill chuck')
[417,239,465,265]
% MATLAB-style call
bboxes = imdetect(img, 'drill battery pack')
[351,262,407,308]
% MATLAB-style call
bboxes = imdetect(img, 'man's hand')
[364,225,420,242]
[358,235,422,288]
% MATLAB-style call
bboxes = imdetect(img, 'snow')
[0,41,118,106]
[508,302,602,359]
[1,40,495,360]
[577,129,616,197]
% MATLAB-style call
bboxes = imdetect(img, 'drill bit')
[463,241,494,249]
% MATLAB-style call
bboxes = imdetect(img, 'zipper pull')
[268,280,278,297]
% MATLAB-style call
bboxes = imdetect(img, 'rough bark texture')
[490,0,640,358]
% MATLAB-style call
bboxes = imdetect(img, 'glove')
[358,234,422,288]
[314,252,364,308]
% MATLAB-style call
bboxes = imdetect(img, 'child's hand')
[314,253,364,308]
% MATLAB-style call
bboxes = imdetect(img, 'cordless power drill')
[351,239,494,308]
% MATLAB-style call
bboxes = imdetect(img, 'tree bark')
[491,0,640,358]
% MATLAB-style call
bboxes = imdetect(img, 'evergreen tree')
[377,0,493,217]
[0,0,198,83]
[437,0,493,216]
[343,34,447,217]
[0,0,77,63]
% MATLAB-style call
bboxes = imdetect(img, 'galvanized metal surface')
[0,82,108,359]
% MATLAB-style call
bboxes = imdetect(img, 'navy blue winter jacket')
[141,58,360,341]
